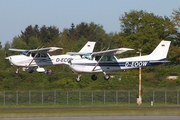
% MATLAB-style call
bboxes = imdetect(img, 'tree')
[62,22,112,51]
[11,37,27,49]
[171,7,180,46]
[40,25,59,43]
[20,25,40,45]
[116,10,177,55]
[28,37,41,49]
[0,41,2,49]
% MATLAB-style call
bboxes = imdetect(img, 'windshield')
[82,53,92,60]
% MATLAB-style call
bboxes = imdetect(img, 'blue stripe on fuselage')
[72,61,150,67]
[72,59,166,68]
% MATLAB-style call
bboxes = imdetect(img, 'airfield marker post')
[137,49,142,105]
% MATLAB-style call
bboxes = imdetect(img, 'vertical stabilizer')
[79,41,96,53]
[149,40,171,60]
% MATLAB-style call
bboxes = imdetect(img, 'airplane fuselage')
[8,54,81,67]
[69,55,164,73]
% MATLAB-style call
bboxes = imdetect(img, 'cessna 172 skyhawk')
[68,40,171,82]
[6,41,96,73]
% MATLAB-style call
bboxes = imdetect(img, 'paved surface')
[1,116,180,120]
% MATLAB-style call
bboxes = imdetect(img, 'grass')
[0,105,180,118]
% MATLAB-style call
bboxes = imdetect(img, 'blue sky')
[0,0,180,46]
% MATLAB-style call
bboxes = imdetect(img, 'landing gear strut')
[103,72,110,80]
[15,68,19,74]
[76,74,81,82]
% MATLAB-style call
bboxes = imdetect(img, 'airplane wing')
[29,47,63,53]
[9,48,28,52]
[91,48,133,71]
[91,48,134,56]
[66,52,90,55]
[9,47,63,53]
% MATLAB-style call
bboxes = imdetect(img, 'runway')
[0,106,180,119]
[1,116,180,120]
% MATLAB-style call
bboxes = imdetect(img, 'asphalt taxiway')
[1,116,180,120]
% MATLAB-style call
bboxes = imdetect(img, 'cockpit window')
[83,53,92,60]
[95,56,116,61]
[107,56,116,61]
[31,53,49,58]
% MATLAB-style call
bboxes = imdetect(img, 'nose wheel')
[15,68,19,74]
[76,74,81,82]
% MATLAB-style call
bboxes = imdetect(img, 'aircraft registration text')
[125,61,148,67]
[56,58,73,62]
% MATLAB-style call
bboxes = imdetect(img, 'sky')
[1,0,180,46]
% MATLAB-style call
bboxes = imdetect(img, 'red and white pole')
[137,49,142,105]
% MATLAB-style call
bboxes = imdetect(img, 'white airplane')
[6,41,96,73]
[68,40,171,82]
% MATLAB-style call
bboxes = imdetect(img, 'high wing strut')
[92,48,109,71]
[28,52,39,67]
[27,47,42,69]
[92,55,104,71]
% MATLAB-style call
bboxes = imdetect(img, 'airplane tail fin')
[79,41,96,53]
[148,40,171,61]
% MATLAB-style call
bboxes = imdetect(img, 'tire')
[91,74,97,81]
[76,78,80,82]
[104,74,110,80]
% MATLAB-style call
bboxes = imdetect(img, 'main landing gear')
[103,72,110,80]
[76,74,81,82]
[91,74,97,81]
[75,72,110,82]
[91,73,110,81]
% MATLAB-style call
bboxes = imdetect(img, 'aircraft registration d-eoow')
[68,40,171,82]
[6,41,96,73]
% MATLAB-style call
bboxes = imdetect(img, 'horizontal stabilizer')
[150,60,170,63]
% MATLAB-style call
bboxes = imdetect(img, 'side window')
[106,56,116,61]
[40,53,48,57]
[110,56,116,61]
[31,53,49,58]
[95,56,101,61]
[95,56,116,61]
[31,53,36,57]
[101,56,107,61]
[36,53,40,57]
[31,53,40,57]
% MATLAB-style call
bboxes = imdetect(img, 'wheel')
[104,74,110,80]
[28,70,34,73]
[76,78,80,82]
[15,69,19,74]
[91,74,97,81]
[28,68,34,73]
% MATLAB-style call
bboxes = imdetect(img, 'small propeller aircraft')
[6,41,96,73]
[68,40,171,82]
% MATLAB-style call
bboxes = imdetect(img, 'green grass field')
[0,105,180,118]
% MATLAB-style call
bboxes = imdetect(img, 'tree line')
[0,9,180,90]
